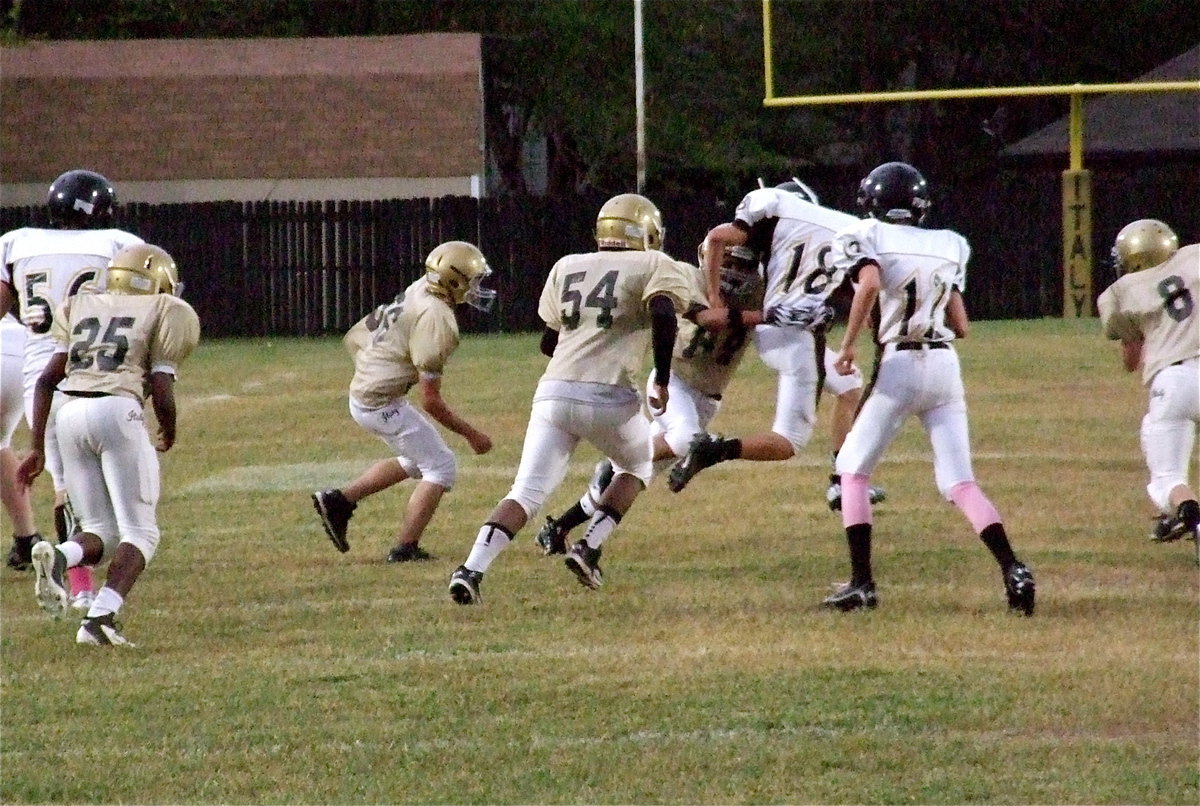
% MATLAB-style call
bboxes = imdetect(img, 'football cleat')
[448,565,483,605]
[826,476,888,512]
[31,541,69,619]
[822,580,878,611]
[534,516,569,556]
[1004,563,1036,616]
[76,613,135,647]
[564,541,604,590]
[386,543,432,563]
[1150,514,1197,544]
[69,590,96,613]
[312,489,355,553]
[667,432,726,493]
[6,533,37,571]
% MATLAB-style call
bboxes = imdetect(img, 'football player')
[665,180,884,503]
[825,161,1034,615]
[532,242,766,555]
[2,313,43,569]
[447,193,692,604]
[312,241,495,562]
[1097,220,1198,547]
[0,169,144,608]
[19,244,200,646]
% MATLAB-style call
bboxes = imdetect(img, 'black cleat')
[667,433,726,493]
[1004,563,1036,616]
[386,543,433,563]
[534,516,569,556]
[564,541,604,589]
[6,533,37,571]
[312,489,355,553]
[822,580,878,611]
[1150,514,1197,544]
[448,565,483,605]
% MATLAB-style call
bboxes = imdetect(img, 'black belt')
[895,342,949,351]
[62,390,112,398]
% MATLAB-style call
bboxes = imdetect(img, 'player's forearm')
[423,396,481,439]
[149,374,178,445]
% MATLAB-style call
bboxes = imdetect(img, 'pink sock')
[840,473,873,527]
[67,565,94,596]
[949,481,1002,533]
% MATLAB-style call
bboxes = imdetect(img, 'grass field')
[2,318,1197,805]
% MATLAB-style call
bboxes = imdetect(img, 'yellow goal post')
[761,0,1200,317]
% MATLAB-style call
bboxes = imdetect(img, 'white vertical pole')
[634,0,646,193]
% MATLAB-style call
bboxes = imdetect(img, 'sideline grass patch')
[2,319,1196,804]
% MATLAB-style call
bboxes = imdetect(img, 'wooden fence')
[5,167,1192,337]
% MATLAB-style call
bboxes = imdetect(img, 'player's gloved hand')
[764,294,834,331]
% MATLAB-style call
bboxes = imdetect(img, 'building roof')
[0,34,483,184]
[1001,45,1200,161]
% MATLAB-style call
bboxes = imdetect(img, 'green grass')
[2,319,1197,804]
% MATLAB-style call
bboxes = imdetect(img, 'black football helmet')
[47,169,117,229]
[856,162,930,224]
[774,177,820,205]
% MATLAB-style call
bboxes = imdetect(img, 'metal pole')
[634,0,646,193]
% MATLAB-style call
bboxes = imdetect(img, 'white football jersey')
[1098,243,1200,386]
[829,218,969,345]
[733,188,857,309]
[0,227,144,375]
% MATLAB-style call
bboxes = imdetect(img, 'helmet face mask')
[424,241,496,312]
[106,244,180,296]
[857,162,930,224]
[1111,219,1179,274]
[595,193,664,251]
[698,241,759,302]
[47,169,117,229]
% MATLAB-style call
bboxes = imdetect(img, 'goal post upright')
[760,0,1200,317]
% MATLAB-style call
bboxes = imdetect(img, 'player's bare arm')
[702,223,747,308]
[835,262,881,375]
[0,280,14,318]
[149,372,177,452]
[946,289,970,339]
[1120,338,1144,373]
[418,374,492,455]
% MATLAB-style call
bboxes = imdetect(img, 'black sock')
[556,502,591,532]
[846,523,873,586]
[980,522,1018,571]
[1178,499,1200,530]
[717,437,742,461]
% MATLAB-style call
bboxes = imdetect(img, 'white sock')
[59,541,84,568]
[582,509,620,550]
[463,523,513,573]
[86,587,124,619]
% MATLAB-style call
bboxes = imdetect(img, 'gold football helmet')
[1112,219,1179,274]
[595,193,664,251]
[425,240,496,312]
[105,244,182,296]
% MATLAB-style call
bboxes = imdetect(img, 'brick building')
[0,34,485,205]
